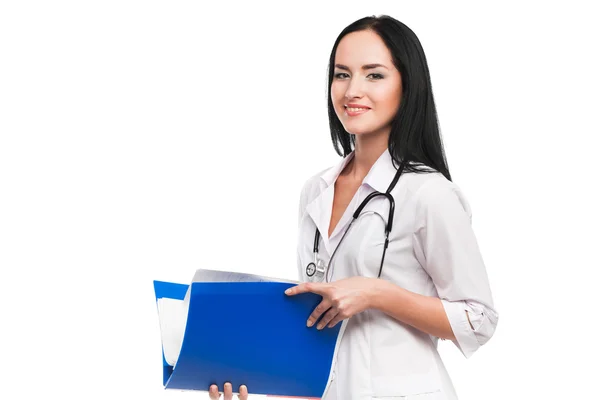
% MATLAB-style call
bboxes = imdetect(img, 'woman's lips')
[345,106,370,116]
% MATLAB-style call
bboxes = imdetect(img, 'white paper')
[156,297,187,366]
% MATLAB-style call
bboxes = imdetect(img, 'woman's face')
[331,30,403,138]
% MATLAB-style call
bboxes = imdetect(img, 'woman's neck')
[342,134,389,181]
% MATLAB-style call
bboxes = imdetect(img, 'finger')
[328,314,345,328]
[317,307,338,330]
[223,382,233,400]
[285,282,327,296]
[208,384,220,400]
[238,384,248,400]
[307,299,331,327]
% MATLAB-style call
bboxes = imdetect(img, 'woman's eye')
[333,72,384,80]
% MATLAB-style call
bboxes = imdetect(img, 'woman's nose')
[345,76,365,99]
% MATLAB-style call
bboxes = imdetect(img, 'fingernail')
[317,324,323,330]
[307,320,313,327]
[285,289,291,295]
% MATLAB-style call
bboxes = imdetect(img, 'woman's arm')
[368,280,456,341]
[288,177,498,358]
[286,277,455,341]
[411,178,499,358]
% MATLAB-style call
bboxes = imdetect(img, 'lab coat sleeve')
[412,177,499,359]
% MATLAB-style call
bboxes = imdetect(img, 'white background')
[1,1,598,399]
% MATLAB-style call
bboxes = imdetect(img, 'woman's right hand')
[208,382,248,400]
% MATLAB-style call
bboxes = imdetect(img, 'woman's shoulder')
[406,171,472,219]
[404,168,452,192]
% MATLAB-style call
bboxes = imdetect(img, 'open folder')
[153,269,346,398]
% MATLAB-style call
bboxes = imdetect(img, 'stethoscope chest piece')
[305,258,326,281]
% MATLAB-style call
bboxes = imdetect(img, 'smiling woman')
[330,30,403,143]
[208,14,498,400]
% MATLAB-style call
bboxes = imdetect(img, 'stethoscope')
[305,159,407,282]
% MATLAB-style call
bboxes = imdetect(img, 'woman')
[210,15,498,400]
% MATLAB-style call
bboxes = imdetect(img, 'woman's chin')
[343,127,378,136]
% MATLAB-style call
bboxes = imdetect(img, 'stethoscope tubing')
[307,159,407,282]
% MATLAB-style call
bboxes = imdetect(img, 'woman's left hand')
[285,277,377,329]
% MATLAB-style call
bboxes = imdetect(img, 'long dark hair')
[327,15,452,181]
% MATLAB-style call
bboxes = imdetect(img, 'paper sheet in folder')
[154,269,346,398]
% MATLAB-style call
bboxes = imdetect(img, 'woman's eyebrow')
[334,63,389,70]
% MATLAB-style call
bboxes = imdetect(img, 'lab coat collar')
[305,148,398,255]
[304,154,353,255]
[320,152,355,187]
[319,148,398,193]
[361,148,398,193]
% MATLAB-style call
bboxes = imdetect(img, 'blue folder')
[153,279,342,397]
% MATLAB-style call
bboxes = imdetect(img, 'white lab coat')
[296,149,498,400]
